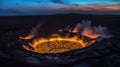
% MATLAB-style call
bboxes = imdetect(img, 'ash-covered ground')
[0,14,120,67]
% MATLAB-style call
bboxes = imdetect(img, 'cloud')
[21,0,42,3]
[0,9,24,16]
[111,0,120,2]
[0,0,120,16]
[50,0,65,4]
[50,0,82,6]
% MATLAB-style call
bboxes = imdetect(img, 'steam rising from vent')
[19,24,41,40]
[60,20,112,39]
[19,20,112,53]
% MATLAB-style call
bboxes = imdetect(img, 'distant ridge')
[0,13,120,17]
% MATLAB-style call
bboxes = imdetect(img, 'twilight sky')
[0,0,120,16]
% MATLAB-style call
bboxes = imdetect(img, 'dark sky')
[0,0,120,16]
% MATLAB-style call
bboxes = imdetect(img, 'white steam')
[20,20,112,40]
[19,24,41,40]
[63,20,112,39]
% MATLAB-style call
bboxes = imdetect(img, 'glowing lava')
[23,34,95,53]
[20,20,111,54]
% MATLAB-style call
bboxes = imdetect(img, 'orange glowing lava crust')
[20,21,111,54]
[22,34,95,53]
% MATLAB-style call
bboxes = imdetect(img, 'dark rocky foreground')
[0,14,120,67]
